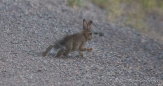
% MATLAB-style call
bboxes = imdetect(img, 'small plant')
[67,0,163,43]
[90,0,109,9]
[90,0,163,33]
[67,0,83,9]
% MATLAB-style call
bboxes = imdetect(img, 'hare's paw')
[87,48,93,52]
[42,52,47,57]
[78,52,84,57]
[80,53,84,57]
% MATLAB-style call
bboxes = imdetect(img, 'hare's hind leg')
[42,45,54,57]
[56,47,65,57]
[63,44,72,56]
[87,48,93,52]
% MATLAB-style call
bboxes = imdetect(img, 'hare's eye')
[89,33,92,35]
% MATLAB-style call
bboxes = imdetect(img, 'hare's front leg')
[79,46,88,51]
[79,47,93,52]
[79,45,92,52]
[87,47,93,52]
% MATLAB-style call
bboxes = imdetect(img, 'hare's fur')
[42,19,93,57]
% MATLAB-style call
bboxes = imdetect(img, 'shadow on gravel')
[25,50,84,60]
[45,53,84,60]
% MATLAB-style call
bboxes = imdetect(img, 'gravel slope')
[0,0,163,86]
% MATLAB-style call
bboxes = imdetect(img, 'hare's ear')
[83,19,88,29]
[88,20,93,30]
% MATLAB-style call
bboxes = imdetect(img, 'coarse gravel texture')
[0,0,163,86]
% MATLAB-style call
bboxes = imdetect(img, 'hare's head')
[82,19,93,40]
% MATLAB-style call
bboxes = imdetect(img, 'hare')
[42,19,93,57]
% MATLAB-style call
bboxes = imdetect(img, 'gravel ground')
[0,0,163,86]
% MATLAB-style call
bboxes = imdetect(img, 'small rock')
[37,70,42,72]
[93,32,104,36]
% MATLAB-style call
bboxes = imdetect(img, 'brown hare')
[42,19,93,57]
